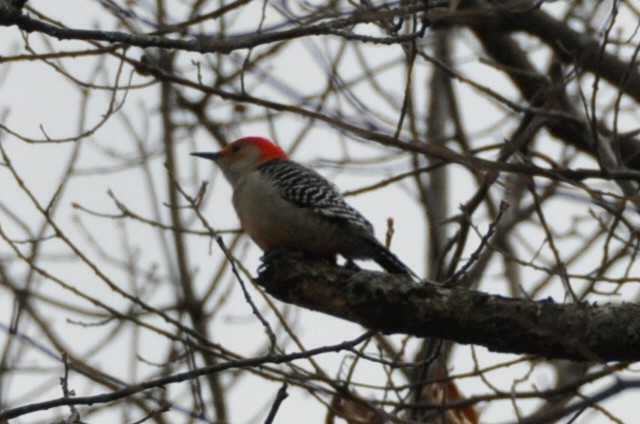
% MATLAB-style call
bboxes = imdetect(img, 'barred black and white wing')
[257,159,374,235]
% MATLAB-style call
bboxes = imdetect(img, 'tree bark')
[257,252,640,362]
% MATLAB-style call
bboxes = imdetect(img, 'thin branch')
[0,333,372,420]
[263,383,289,424]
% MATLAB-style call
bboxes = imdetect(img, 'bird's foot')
[259,248,309,273]
[260,248,308,262]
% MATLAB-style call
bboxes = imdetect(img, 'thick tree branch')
[0,0,25,24]
[482,6,640,104]
[257,252,640,362]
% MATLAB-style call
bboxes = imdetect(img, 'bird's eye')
[230,144,242,153]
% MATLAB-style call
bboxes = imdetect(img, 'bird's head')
[192,137,288,185]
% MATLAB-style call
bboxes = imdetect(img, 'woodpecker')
[192,136,414,275]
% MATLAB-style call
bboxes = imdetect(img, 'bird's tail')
[370,241,419,279]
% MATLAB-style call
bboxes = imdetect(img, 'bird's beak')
[191,152,221,161]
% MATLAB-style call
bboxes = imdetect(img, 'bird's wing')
[258,160,375,234]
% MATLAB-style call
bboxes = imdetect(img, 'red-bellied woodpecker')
[192,136,414,275]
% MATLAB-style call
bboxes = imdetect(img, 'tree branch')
[0,5,427,54]
[257,251,640,362]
